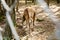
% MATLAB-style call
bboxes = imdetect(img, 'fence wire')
[1,0,20,40]
[37,0,60,40]
[0,0,60,40]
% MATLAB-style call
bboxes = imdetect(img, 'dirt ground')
[15,2,60,40]
[0,1,60,40]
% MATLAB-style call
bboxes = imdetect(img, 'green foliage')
[3,37,11,40]
[0,16,5,22]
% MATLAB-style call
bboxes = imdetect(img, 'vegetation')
[0,0,60,40]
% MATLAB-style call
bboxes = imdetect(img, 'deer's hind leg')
[33,12,35,27]
[25,16,30,30]
[31,12,35,31]
[22,15,26,26]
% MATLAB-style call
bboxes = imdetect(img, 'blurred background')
[0,0,60,40]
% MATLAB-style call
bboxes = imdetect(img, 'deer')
[22,7,36,33]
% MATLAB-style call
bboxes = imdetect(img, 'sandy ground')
[0,1,60,40]
[15,3,60,40]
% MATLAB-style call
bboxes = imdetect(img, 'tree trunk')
[32,0,36,4]
[56,0,60,4]
[25,0,27,4]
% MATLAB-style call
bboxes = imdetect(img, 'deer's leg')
[33,13,35,26]
[31,13,35,31]
[25,13,30,30]
[22,15,25,27]
[25,15,31,35]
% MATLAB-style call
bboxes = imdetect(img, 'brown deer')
[22,7,36,32]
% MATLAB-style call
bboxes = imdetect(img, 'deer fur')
[22,7,36,31]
